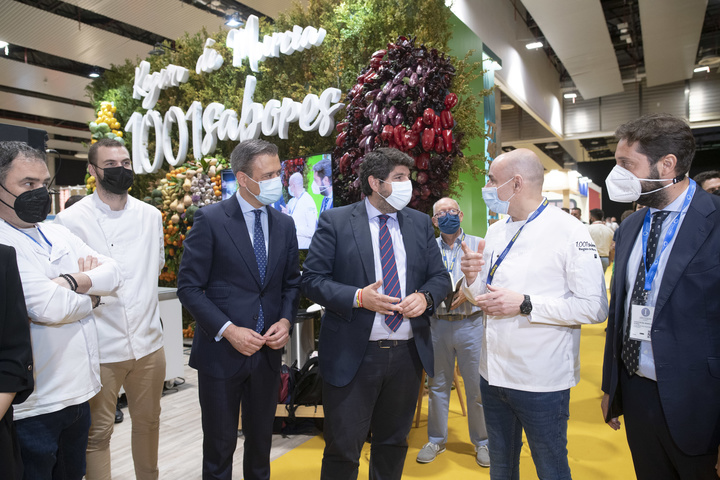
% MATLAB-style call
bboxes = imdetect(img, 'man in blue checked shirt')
[416,197,489,468]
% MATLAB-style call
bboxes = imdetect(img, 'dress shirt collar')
[440,228,465,249]
[236,190,266,216]
[364,197,398,223]
[648,183,691,215]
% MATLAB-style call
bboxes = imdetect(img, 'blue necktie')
[378,215,403,331]
[253,209,266,333]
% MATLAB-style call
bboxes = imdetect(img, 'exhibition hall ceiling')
[0,0,718,166]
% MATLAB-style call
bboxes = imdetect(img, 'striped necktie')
[378,215,403,331]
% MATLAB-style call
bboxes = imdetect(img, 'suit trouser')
[620,367,717,480]
[197,350,280,480]
[321,339,423,480]
[427,315,487,448]
[86,347,166,480]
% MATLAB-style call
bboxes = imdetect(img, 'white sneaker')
[417,442,445,463]
[476,444,490,467]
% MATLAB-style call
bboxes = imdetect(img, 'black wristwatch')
[419,290,434,311]
[520,294,532,315]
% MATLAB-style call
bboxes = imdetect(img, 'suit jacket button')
[260,292,264,297]
[254,315,259,320]
[28,365,32,371]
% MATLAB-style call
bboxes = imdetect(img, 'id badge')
[629,304,654,342]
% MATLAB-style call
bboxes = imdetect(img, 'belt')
[369,339,411,349]
[436,313,481,322]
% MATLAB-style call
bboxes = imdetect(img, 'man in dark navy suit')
[178,139,301,480]
[302,148,451,480]
[601,113,720,479]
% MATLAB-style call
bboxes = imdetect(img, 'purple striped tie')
[378,215,403,331]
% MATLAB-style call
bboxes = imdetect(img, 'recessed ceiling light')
[500,103,515,111]
[225,12,242,27]
[563,93,577,99]
[525,41,543,50]
[694,66,710,73]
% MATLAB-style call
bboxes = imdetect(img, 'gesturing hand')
[361,279,401,315]
[475,284,523,316]
[397,292,426,318]
[460,239,485,286]
[222,324,266,356]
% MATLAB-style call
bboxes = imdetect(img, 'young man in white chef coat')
[0,141,122,479]
[56,138,165,480]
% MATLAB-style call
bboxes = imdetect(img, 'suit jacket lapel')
[222,199,262,286]
[351,202,376,284]
[265,207,283,285]
[655,192,715,316]
[398,210,417,289]
[612,210,644,338]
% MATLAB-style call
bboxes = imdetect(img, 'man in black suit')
[177,139,301,480]
[302,148,452,480]
[601,113,720,479]
[0,245,34,480]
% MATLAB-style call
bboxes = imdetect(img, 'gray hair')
[230,139,279,177]
[0,141,47,184]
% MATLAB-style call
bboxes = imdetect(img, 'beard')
[637,164,670,209]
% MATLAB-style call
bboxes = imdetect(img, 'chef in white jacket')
[0,141,121,480]
[283,171,317,248]
[460,149,608,480]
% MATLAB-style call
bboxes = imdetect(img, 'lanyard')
[7,222,53,250]
[441,232,465,274]
[486,198,548,285]
[640,179,695,291]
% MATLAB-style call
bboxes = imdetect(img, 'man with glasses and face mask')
[55,138,165,480]
[459,148,608,480]
[302,148,451,480]
[601,113,720,480]
[0,141,121,479]
[178,139,300,480]
[416,197,489,467]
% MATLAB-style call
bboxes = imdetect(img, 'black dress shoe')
[115,406,124,424]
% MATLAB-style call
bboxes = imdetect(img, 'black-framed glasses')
[433,208,460,218]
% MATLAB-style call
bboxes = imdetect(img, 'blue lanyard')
[640,179,695,291]
[486,198,548,285]
[441,232,465,274]
[7,222,53,250]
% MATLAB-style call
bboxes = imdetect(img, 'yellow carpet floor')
[271,270,637,478]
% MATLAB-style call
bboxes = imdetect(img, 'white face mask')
[378,179,412,211]
[246,175,283,205]
[604,165,677,203]
[311,181,330,195]
[481,177,515,215]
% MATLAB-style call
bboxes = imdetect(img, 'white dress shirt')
[624,184,692,380]
[363,198,412,340]
[55,193,164,363]
[287,191,317,248]
[463,203,608,392]
[0,220,121,419]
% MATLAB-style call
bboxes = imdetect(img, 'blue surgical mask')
[437,213,461,234]
[246,175,283,206]
[482,178,515,215]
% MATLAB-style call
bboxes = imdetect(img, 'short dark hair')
[358,148,414,196]
[0,141,47,184]
[615,113,695,176]
[230,139,279,177]
[313,158,332,181]
[88,138,126,166]
[589,208,604,222]
[571,207,581,213]
[64,195,85,209]
[694,170,720,189]
[561,207,570,213]
[620,209,634,223]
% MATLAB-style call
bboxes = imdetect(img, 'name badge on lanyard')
[629,179,696,342]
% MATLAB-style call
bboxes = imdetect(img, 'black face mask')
[93,164,134,195]
[0,183,52,223]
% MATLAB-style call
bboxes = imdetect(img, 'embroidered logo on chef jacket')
[574,240,597,253]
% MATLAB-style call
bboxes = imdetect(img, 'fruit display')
[333,36,462,213]
[148,156,230,285]
[89,101,124,146]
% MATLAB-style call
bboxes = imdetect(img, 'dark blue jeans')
[480,377,571,480]
[15,402,91,480]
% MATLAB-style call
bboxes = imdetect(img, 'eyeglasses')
[433,209,460,218]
